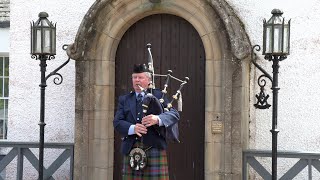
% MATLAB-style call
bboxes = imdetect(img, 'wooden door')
[114,14,205,180]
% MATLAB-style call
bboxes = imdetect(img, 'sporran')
[128,146,150,171]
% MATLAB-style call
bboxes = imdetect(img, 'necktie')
[136,93,143,122]
[137,93,143,103]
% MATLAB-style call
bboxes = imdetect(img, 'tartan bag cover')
[122,147,169,180]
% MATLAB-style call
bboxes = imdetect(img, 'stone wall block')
[85,31,105,61]
[205,86,214,112]
[94,3,115,32]
[107,139,114,168]
[88,110,109,140]
[206,60,225,87]
[212,142,223,172]
[74,109,89,179]
[213,133,223,143]
[241,110,250,147]
[74,165,88,180]
[231,87,244,114]
[88,167,110,180]
[241,57,251,88]
[215,85,226,112]
[231,145,243,174]
[107,110,115,139]
[88,139,112,169]
[232,86,250,114]
[75,61,92,110]
[189,9,215,36]
[212,33,225,60]
[114,0,144,22]
[232,69,242,89]
[242,87,250,111]
[231,120,241,144]
[205,86,225,113]
[88,118,94,141]
[204,141,214,175]
[94,60,115,86]
[89,112,115,140]
[224,116,232,143]
[93,110,109,120]
[201,35,214,60]
[93,85,115,111]
[86,37,120,63]
[96,34,120,62]
[205,111,215,143]
[224,143,232,173]
[101,12,127,39]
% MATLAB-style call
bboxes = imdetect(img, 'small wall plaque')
[212,121,223,134]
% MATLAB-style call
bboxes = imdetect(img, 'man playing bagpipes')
[113,63,180,179]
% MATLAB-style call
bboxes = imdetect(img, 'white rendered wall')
[227,0,320,178]
[8,0,94,179]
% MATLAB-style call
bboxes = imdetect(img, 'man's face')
[132,72,150,92]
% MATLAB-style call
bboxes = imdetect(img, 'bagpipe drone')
[140,43,189,138]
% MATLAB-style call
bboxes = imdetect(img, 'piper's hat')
[133,64,149,73]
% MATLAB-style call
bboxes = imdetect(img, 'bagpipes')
[141,43,189,141]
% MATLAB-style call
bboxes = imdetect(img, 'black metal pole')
[39,55,47,180]
[271,56,280,180]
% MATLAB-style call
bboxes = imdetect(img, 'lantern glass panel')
[273,24,283,53]
[283,24,289,53]
[41,19,49,27]
[36,28,42,53]
[51,28,56,54]
[43,28,51,53]
[269,16,282,24]
[265,25,272,54]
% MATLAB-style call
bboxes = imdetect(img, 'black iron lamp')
[251,9,291,180]
[31,12,56,56]
[263,9,291,58]
[31,12,71,180]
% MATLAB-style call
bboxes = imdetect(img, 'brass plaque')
[212,121,223,134]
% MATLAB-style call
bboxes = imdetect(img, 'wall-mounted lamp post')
[251,9,291,180]
[31,12,71,180]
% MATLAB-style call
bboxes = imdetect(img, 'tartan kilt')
[122,146,169,180]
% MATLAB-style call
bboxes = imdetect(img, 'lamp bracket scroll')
[45,44,71,85]
[251,45,272,109]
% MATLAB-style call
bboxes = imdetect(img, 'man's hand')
[142,114,159,127]
[134,123,147,137]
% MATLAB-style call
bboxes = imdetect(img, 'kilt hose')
[122,147,169,180]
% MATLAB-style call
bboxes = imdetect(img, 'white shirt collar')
[135,92,145,97]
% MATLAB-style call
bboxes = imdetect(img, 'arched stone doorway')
[67,0,251,179]
[114,14,205,179]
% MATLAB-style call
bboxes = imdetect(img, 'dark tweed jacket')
[113,89,180,155]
